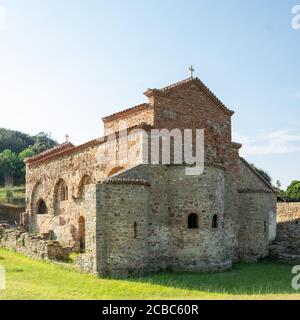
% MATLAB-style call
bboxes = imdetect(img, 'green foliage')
[0,149,19,185]
[18,148,35,162]
[286,180,300,202]
[18,148,36,181]
[0,128,35,153]
[274,180,287,202]
[0,129,57,186]
[31,132,57,154]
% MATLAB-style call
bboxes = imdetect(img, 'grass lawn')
[0,248,299,300]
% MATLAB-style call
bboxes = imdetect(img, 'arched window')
[37,199,47,214]
[133,222,137,239]
[53,179,68,215]
[77,175,92,199]
[188,213,198,229]
[212,214,218,229]
[60,183,68,201]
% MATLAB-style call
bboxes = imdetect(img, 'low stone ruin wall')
[0,203,25,225]
[270,203,300,264]
[0,228,71,262]
[276,203,300,241]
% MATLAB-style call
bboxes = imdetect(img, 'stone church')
[24,76,276,276]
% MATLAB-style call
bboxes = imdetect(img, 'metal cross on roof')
[189,65,195,78]
[65,134,70,143]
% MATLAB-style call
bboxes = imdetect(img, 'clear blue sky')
[0,0,299,188]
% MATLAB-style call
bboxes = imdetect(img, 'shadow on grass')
[126,260,297,296]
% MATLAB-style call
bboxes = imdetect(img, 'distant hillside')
[0,128,35,153]
[0,128,57,154]
[0,128,58,186]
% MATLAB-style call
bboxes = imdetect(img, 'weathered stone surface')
[270,203,300,263]
[0,228,70,261]
[9,77,277,277]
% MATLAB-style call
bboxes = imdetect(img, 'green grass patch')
[0,185,25,206]
[0,248,299,300]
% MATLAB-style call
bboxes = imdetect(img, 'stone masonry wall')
[92,164,234,275]
[167,165,232,271]
[270,203,300,264]
[237,159,276,260]
[276,203,300,241]
[0,228,70,261]
[238,192,276,259]
[74,184,98,274]
[26,131,144,251]
[95,182,150,277]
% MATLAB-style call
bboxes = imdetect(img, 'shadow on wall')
[276,218,300,242]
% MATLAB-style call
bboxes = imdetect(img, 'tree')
[286,180,300,201]
[17,148,36,184]
[0,129,58,186]
[0,128,35,153]
[276,180,281,189]
[0,149,19,186]
[31,132,57,154]
[274,180,286,202]
[18,148,35,162]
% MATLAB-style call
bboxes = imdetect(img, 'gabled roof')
[144,77,234,116]
[102,103,149,122]
[240,157,275,192]
[102,77,234,122]
[25,123,154,167]
[24,142,75,165]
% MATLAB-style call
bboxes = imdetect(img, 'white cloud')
[233,129,300,156]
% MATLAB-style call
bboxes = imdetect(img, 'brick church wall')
[103,104,154,135]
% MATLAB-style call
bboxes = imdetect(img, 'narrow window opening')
[188,213,198,229]
[212,214,218,229]
[37,200,47,214]
[264,221,267,233]
[134,222,137,239]
[61,184,68,201]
